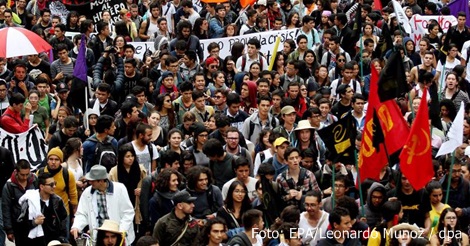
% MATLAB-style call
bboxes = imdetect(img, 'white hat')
[257,0,267,6]
[295,120,315,131]
[47,240,71,246]
[97,220,122,234]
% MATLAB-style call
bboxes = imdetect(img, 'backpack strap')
[248,120,255,139]
[63,167,69,196]
[164,2,172,16]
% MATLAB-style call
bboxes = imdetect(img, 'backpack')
[89,136,118,172]
[283,167,307,190]
[248,116,277,139]
[241,53,264,72]
[37,167,69,195]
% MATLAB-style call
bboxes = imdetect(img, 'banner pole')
[445,152,455,204]
[268,37,281,71]
[85,88,89,130]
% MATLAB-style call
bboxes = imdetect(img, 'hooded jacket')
[2,170,38,235]
[364,182,386,228]
[240,81,258,116]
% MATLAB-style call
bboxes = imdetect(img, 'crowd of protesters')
[0,0,469,245]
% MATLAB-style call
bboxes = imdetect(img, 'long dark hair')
[62,137,82,161]
[195,217,227,245]
[155,93,176,129]
[437,208,462,246]
[225,181,251,213]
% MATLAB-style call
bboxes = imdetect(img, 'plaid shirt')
[96,190,109,227]
[276,167,320,206]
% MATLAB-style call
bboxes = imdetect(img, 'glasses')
[234,189,246,194]
[301,88,307,91]
[210,65,218,69]
[45,182,57,187]
[335,184,346,189]
[445,216,457,220]
[337,59,346,62]
[215,96,223,99]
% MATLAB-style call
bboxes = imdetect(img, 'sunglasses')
[337,59,346,62]
[210,65,218,69]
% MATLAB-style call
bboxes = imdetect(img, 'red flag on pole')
[373,0,383,10]
[358,65,410,183]
[399,88,434,190]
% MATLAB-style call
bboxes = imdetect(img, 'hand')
[76,180,84,188]
[84,129,90,137]
[288,189,298,199]
[10,80,16,88]
[134,188,141,196]
[34,215,45,225]
[295,189,302,200]
[24,102,32,113]
[7,233,14,242]
[388,197,398,202]
[71,228,80,239]
[206,214,216,220]
[455,207,463,216]
[18,81,27,91]
[55,71,64,81]
[323,187,332,195]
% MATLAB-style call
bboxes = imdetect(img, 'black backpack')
[89,136,118,172]
[248,116,277,139]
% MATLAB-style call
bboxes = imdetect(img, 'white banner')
[0,126,48,170]
[409,14,457,50]
[129,28,300,62]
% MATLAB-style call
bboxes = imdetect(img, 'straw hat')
[97,220,122,235]
[390,223,420,235]
[295,120,314,131]
[47,240,71,246]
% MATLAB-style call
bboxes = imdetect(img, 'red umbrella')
[0,27,52,58]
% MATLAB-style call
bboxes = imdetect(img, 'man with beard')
[299,190,329,246]
[139,1,161,41]
[131,123,158,175]
[169,20,203,61]
[153,190,200,245]
[222,127,253,173]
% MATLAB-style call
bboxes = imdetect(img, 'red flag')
[399,88,434,190]
[358,65,410,183]
[373,0,383,10]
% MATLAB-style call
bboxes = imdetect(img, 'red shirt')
[1,107,30,133]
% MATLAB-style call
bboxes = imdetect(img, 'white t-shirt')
[132,141,159,176]
[461,40,470,81]
[162,2,176,33]
[254,149,274,176]
[437,58,461,91]
[187,11,200,27]
[222,177,258,201]
[299,211,330,246]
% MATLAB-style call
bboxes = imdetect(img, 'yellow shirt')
[429,204,451,236]
[368,228,391,246]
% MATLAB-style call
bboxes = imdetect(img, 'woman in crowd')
[440,99,457,134]
[61,137,85,197]
[285,12,301,29]
[193,17,209,40]
[160,128,184,156]
[154,93,176,133]
[240,80,258,115]
[222,56,238,90]
[110,144,146,208]
[47,106,72,143]
[113,35,127,57]
[76,109,98,142]
[424,181,450,237]
[273,51,285,76]
[223,23,237,37]
[148,110,167,151]
[26,89,49,134]
[328,53,347,82]
[148,169,181,228]
[304,50,319,79]
[271,71,282,92]
[217,181,252,230]
[248,62,262,82]
[430,208,469,245]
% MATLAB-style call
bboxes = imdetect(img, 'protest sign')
[90,0,126,24]
[130,28,299,61]
[409,14,457,50]
[0,127,48,170]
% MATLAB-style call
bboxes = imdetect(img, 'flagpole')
[445,152,455,204]
[354,149,365,217]
[438,65,446,101]
[85,89,89,130]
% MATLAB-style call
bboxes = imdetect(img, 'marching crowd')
[0,0,469,245]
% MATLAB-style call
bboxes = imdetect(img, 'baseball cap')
[274,137,290,148]
[172,190,197,204]
[281,106,296,115]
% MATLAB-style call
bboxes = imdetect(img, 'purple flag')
[73,34,87,82]
[448,0,470,27]
[69,34,88,113]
